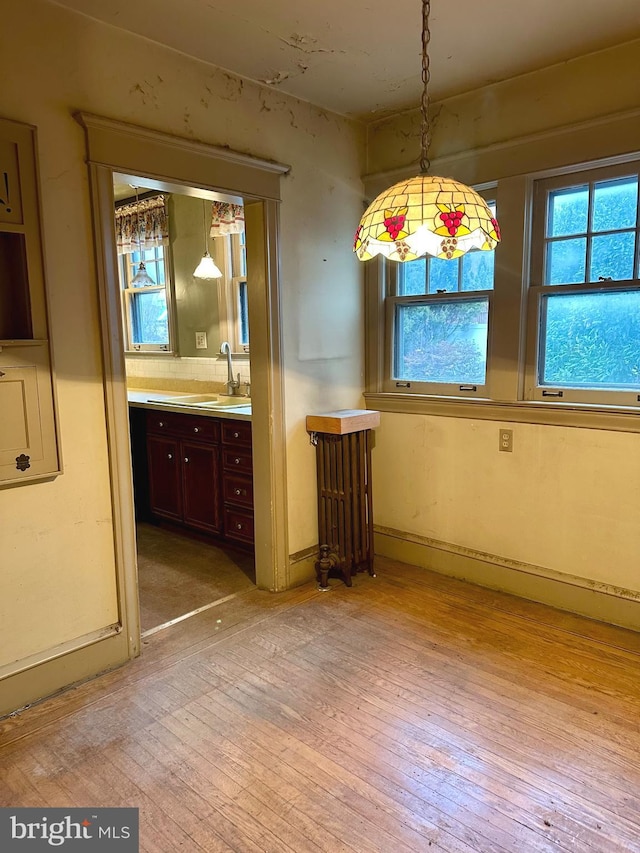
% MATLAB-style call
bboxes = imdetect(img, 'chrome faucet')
[220,341,241,395]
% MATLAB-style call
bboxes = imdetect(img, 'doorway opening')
[80,112,290,662]
[115,174,258,635]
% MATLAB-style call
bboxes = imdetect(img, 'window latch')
[395,381,411,388]
[542,390,564,397]
[459,385,477,392]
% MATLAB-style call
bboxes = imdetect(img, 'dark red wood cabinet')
[221,418,254,546]
[146,410,222,535]
[143,409,253,548]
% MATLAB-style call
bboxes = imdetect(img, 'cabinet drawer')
[146,410,220,443]
[222,448,252,473]
[224,507,254,544]
[221,419,252,446]
[223,472,253,507]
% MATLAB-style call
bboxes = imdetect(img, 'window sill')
[364,392,640,433]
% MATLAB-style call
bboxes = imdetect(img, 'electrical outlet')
[195,331,208,349]
[499,428,513,452]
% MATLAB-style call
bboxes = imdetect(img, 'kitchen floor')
[136,522,255,633]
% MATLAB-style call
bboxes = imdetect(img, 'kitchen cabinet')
[221,419,254,546]
[146,410,222,535]
[0,117,61,486]
[141,408,253,548]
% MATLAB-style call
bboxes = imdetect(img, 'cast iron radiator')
[312,428,376,588]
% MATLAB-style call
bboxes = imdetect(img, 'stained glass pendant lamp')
[130,186,156,286]
[193,199,223,279]
[354,0,500,263]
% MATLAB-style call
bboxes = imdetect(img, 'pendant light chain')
[420,0,431,175]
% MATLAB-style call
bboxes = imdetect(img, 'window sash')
[120,245,175,353]
[526,160,640,405]
[384,292,492,396]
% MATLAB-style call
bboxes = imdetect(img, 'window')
[218,231,249,353]
[232,231,249,351]
[527,164,640,405]
[119,245,174,352]
[367,153,640,420]
[385,200,495,396]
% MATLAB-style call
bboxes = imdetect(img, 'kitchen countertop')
[127,390,252,422]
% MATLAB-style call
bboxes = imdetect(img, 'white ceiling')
[52,0,640,120]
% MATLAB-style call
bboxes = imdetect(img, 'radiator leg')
[316,544,340,591]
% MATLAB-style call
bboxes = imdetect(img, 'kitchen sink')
[148,394,250,410]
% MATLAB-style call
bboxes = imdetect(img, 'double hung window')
[527,164,640,406]
[386,200,495,397]
[120,245,173,352]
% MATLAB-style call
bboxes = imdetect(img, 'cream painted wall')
[374,415,640,592]
[368,40,640,596]
[0,0,364,673]
[367,40,640,175]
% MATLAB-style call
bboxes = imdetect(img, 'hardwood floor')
[2,558,640,852]
[137,522,255,632]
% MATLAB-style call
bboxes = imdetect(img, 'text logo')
[0,808,138,851]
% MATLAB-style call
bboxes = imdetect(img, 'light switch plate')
[195,331,208,349]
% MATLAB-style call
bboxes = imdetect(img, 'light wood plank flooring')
[2,558,640,852]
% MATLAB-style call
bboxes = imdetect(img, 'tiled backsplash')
[125,355,251,393]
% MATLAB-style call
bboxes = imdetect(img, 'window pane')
[547,185,589,237]
[540,291,640,389]
[400,258,426,295]
[592,177,638,232]
[395,299,488,384]
[130,291,168,345]
[461,250,495,291]
[546,237,587,284]
[590,232,635,282]
[238,281,249,346]
[428,258,458,294]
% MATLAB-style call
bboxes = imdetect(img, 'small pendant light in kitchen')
[193,199,223,279]
[130,186,156,286]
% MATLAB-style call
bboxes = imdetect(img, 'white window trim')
[363,107,640,432]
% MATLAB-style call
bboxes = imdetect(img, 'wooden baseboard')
[0,630,132,719]
[288,546,318,588]
[374,526,640,632]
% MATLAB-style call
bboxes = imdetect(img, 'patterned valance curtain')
[115,195,169,255]
[209,201,245,236]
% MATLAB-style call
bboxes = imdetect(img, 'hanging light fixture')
[193,199,223,279]
[354,0,500,263]
[130,186,156,286]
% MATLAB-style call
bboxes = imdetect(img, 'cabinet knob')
[158,421,164,427]
[236,522,243,530]
[167,453,173,460]
[193,427,199,433]
[234,488,246,496]
[233,431,239,438]
[234,457,241,465]
[184,457,189,463]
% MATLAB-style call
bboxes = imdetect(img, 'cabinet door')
[181,440,222,534]
[147,435,182,521]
